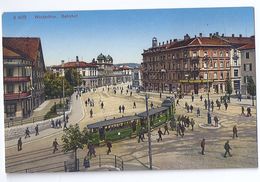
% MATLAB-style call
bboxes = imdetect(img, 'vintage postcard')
[2,7,257,173]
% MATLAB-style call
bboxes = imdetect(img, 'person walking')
[63,120,67,130]
[216,100,221,110]
[150,102,154,109]
[204,99,207,110]
[122,105,125,113]
[133,102,136,109]
[191,95,194,102]
[160,92,162,99]
[201,138,205,155]
[35,125,39,136]
[164,123,169,135]
[224,140,232,157]
[224,102,228,110]
[119,105,122,113]
[214,116,219,127]
[247,107,252,117]
[200,95,203,101]
[157,128,163,142]
[190,118,195,131]
[233,125,238,139]
[241,106,245,116]
[17,137,22,151]
[106,141,112,155]
[101,102,104,109]
[211,100,214,112]
[197,108,200,117]
[90,109,93,118]
[52,138,59,153]
[25,127,30,139]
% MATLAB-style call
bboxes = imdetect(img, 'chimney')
[199,33,202,38]
[232,34,235,37]
[159,42,161,46]
[162,41,164,45]
[184,34,190,40]
[216,32,219,36]
[194,35,197,38]
[166,40,168,44]
[209,33,212,37]
[239,34,242,38]
[76,56,79,62]
[170,39,172,43]
[222,33,224,37]
[174,39,177,42]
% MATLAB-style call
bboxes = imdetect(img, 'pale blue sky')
[2,7,255,65]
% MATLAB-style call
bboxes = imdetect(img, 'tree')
[65,69,82,87]
[247,76,256,106]
[44,71,74,98]
[225,78,232,103]
[62,124,89,171]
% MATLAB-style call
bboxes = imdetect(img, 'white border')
[0,1,259,182]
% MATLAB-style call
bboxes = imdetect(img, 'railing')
[4,91,31,100]
[4,76,31,82]
[5,115,46,128]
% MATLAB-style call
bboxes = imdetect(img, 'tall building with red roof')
[142,33,255,95]
[3,37,46,121]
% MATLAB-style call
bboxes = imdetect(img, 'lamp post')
[62,60,65,123]
[204,55,211,124]
[145,94,152,169]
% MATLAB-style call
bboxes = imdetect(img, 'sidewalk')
[5,92,85,148]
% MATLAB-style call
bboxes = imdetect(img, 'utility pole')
[145,94,152,169]
[62,60,65,123]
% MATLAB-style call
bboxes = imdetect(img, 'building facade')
[3,37,46,120]
[113,65,133,84]
[132,67,142,88]
[50,56,98,89]
[141,33,255,95]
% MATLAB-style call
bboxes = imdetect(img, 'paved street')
[5,84,257,172]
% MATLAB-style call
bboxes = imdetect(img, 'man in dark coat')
[157,128,163,142]
[35,125,39,136]
[25,127,30,139]
[224,140,232,157]
[106,141,112,155]
[90,109,93,118]
[233,125,238,138]
[164,123,169,135]
[52,138,59,153]
[201,138,205,155]
[18,137,22,151]
[204,99,207,110]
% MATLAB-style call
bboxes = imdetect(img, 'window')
[244,76,247,83]
[220,62,223,68]
[204,73,208,79]
[234,60,237,66]
[204,62,207,68]
[246,64,250,71]
[250,63,252,71]
[6,84,14,93]
[226,62,230,67]
[6,104,16,117]
[82,71,85,76]
[226,51,229,57]
[214,72,217,79]
[227,72,230,79]
[213,51,217,57]
[244,64,246,71]
[204,51,208,56]
[184,63,188,69]
[172,55,175,59]
[220,51,223,57]
[192,52,197,57]
[220,72,224,80]
[214,62,217,68]
[234,69,238,77]
[246,52,250,59]
[7,67,14,77]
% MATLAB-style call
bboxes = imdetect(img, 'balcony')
[4,91,31,100]
[4,76,30,83]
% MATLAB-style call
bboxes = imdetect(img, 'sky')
[2,7,255,66]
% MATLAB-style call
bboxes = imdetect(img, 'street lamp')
[61,60,65,123]
[204,55,212,124]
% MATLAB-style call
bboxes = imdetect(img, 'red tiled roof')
[3,37,41,62]
[238,42,255,50]
[195,37,230,46]
[3,47,23,59]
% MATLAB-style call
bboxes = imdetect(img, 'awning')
[137,107,168,118]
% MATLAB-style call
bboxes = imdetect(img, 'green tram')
[87,97,175,145]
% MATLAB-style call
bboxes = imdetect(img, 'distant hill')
[114,63,140,68]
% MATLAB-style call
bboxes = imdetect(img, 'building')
[113,65,133,84]
[239,43,256,95]
[3,37,46,120]
[141,33,255,95]
[132,67,142,88]
[50,56,98,89]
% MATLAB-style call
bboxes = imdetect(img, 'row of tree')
[44,69,82,99]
